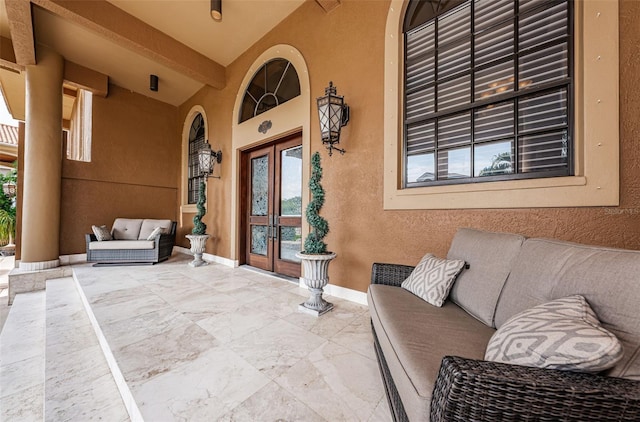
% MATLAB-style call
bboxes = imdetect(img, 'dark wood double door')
[244,136,302,278]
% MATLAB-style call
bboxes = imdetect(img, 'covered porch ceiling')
[0,0,312,114]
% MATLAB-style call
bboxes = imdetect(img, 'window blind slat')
[438,75,471,110]
[438,112,471,148]
[438,38,471,78]
[519,131,568,172]
[474,102,514,142]
[438,4,471,46]
[519,43,568,88]
[475,21,514,65]
[475,0,513,30]
[475,60,514,100]
[407,121,435,154]
[518,89,567,133]
[520,2,567,50]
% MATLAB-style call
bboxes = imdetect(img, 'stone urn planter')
[186,234,210,267]
[296,252,336,316]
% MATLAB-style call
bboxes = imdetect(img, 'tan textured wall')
[60,84,179,255]
[179,0,640,293]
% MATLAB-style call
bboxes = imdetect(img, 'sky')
[0,90,19,127]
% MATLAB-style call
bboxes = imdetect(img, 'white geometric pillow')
[485,295,623,373]
[91,225,112,241]
[401,254,466,307]
[146,226,164,240]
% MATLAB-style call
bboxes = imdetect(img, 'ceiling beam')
[4,0,36,66]
[30,0,226,89]
[315,0,341,13]
[0,37,23,72]
[64,60,108,97]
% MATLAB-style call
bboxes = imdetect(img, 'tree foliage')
[303,152,329,254]
[192,181,207,235]
[0,168,17,244]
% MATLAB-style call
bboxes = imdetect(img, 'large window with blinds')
[188,113,206,204]
[403,0,572,187]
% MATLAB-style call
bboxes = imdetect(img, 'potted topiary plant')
[296,151,336,316]
[186,182,210,267]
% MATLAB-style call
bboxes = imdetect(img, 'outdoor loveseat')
[368,228,640,421]
[85,218,176,265]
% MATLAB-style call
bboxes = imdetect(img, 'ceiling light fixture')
[150,74,159,92]
[210,0,222,21]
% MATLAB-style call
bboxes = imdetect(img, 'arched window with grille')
[188,113,206,204]
[239,58,300,124]
[403,0,573,187]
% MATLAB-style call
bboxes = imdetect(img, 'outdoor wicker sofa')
[368,228,640,421]
[85,218,176,265]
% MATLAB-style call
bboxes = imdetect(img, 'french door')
[245,136,302,278]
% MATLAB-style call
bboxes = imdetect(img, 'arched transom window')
[403,0,573,187]
[188,113,206,204]
[239,58,300,123]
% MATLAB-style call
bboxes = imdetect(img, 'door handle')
[268,214,273,240]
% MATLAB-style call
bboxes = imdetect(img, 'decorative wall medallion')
[258,120,272,134]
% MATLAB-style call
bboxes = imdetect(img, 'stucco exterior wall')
[181,0,639,293]
[60,84,179,255]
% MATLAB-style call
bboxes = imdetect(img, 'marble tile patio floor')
[6,253,391,421]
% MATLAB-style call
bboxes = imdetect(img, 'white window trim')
[180,105,208,213]
[384,0,619,209]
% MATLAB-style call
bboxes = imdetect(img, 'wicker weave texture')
[431,356,640,422]
[369,263,640,422]
[371,263,415,287]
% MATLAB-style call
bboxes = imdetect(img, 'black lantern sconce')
[210,0,222,21]
[317,81,350,156]
[199,141,222,178]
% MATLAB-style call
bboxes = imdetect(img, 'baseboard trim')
[173,246,239,268]
[18,259,59,271]
[297,278,368,306]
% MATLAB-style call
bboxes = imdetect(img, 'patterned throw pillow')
[146,226,164,240]
[91,225,112,241]
[401,254,466,307]
[485,295,623,373]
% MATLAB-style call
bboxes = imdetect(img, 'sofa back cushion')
[111,218,143,240]
[139,219,173,240]
[446,228,525,327]
[494,238,640,380]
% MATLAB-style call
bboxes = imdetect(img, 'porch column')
[20,47,64,270]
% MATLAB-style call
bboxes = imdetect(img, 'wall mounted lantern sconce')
[150,74,159,92]
[210,0,222,21]
[199,141,222,178]
[317,81,349,156]
[2,181,16,198]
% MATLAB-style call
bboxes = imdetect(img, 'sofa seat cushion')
[111,218,144,240]
[139,219,173,240]
[89,240,155,250]
[368,284,495,421]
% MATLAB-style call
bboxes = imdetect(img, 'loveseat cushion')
[89,240,155,250]
[111,218,143,240]
[447,228,525,327]
[139,219,173,240]
[368,284,495,421]
[494,238,640,380]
